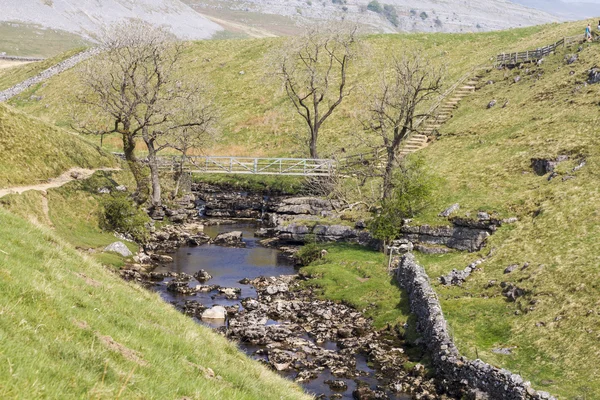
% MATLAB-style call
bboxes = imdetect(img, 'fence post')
[254,158,257,174]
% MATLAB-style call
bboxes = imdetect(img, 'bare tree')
[76,20,214,211]
[276,23,359,159]
[362,54,442,200]
[170,97,215,197]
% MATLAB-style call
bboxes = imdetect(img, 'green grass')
[0,207,311,400]
[193,173,307,195]
[300,243,408,329]
[0,22,88,58]
[0,103,116,188]
[0,170,139,268]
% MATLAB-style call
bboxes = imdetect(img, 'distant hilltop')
[181,0,559,36]
[0,0,223,40]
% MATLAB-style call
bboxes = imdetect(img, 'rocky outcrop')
[273,223,378,248]
[273,197,339,216]
[225,275,440,397]
[104,241,133,257]
[530,155,568,176]
[145,223,210,254]
[395,254,556,400]
[192,183,277,219]
[401,217,501,253]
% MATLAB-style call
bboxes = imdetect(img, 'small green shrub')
[367,0,383,13]
[297,242,324,266]
[383,4,398,27]
[99,193,150,243]
[369,157,434,242]
[420,11,428,20]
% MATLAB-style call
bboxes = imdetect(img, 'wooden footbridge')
[158,155,336,177]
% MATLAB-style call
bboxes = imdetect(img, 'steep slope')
[183,0,557,36]
[0,103,116,187]
[0,0,223,41]
[0,22,89,58]
[0,207,310,399]
[410,34,600,399]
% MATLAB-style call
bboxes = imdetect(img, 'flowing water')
[150,223,410,399]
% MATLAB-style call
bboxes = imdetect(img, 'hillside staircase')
[397,67,487,157]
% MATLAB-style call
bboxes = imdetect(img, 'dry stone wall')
[395,253,556,400]
[0,48,98,102]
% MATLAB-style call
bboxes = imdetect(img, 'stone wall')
[0,55,45,62]
[395,254,556,400]
[0,48,98,102]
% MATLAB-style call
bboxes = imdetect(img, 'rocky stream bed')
[119,222,458,400]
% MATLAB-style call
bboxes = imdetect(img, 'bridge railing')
[158,155,335,176]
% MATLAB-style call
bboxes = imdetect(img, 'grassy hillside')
[411,34,600,398]
[0,47,86,92]
[0,103,310,398]
[0,103,116,188]
[0,207,310,399]
[0,22,88,58]
[6,21,590,156]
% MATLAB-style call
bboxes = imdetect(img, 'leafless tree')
[362,54,442,200]
[276,23,359,159]
[76,20,215,210]
[170,98,216,197]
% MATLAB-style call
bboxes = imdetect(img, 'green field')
[0,22,88,58]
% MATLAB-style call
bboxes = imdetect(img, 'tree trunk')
[382,149,396,201]
[122,133,148,204]
[145,139,162,208]
[174,154,187,198]
[309,126,319,159]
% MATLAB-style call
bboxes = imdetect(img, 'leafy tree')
[420,11,428,20]
[383,4,399,27]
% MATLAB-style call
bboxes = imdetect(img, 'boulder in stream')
[201,306,227,320]
[211,231,246,247]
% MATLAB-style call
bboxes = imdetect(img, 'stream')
[148,223,412,400]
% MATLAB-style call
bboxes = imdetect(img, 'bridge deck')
[159,156,335,177]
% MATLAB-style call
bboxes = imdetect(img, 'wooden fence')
[496,34,583,66]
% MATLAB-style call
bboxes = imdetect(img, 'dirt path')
[0,60,32,70]
[198,13,277,38]
[0,167,120,198]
